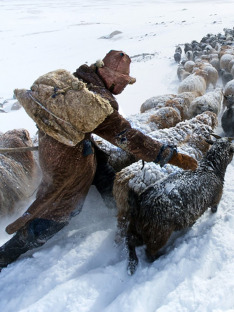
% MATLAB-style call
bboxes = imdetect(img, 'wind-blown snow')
[0,0,234,311]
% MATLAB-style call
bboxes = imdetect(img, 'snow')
[0,0,234,311]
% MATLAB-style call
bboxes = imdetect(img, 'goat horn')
[210,133,222,139]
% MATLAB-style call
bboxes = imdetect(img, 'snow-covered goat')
[0,129,38,217]
[117,135,234,275]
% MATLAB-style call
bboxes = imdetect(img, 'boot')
[0,218,67,271]
[0,228,31,270]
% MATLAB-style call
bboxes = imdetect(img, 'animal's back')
[138,169,222,230]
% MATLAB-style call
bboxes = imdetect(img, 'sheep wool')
[178,73,206,95]
[187,88,223,118]
[113,111,218,220]
[0,129,38,217]
[223,79,234,108]
[140,94,176,113]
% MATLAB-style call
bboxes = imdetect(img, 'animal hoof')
[127,258,138,275]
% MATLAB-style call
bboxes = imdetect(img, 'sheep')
[124,106,182,134]
[177,64,190,81]
[223,79,234,108]
[227,59,234,73]
[117,136,234,275]
[184,43,192,54]
[187,88,223,118]
[231,65,234,78]
[163,97,190,121]
[185,50,193,61]
[203,64,219,89]
[221,106,234,136]
[113,111,217,213]
[140,92,201,121]
[146,107,181,130]
[174,52,181,63]
[184,60,195,73]
[209,57,220,73]
[178,71,207,95]
[193,61,219,89]
[220,69,233,87]
[175,46,182,54]
[218,45,234,59]
[0,129,39,217]
[140,94,176,113]
[141,91,202,116]
[96,111,217,175]
[220,53,234,72]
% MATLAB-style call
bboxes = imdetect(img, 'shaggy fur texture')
[188,88,223,118]
[0,129,38,217]
[178,72,207,95]
[118,137,234,275]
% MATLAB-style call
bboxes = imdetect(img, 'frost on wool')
[126,106,181,133]
[0,129,39,217]
[94,111,217,174]
[113,112,218,245]
[120,137,234,275]
[223,79,234,109]
[178,72,207,95]
[140,94,176,113]
[187,88,223,118]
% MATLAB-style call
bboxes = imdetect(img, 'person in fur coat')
[0,50,197,270]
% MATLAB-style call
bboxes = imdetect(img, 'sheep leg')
[126,222,143,275]
[211,205,218,213]
[126,234,138,276]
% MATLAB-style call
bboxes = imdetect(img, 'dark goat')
[221,106,234,136]
[119,137,234,275]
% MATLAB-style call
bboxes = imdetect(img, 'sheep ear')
[205,139,214,145]
[228,137,234,142]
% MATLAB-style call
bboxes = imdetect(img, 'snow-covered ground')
[0,0,234,311]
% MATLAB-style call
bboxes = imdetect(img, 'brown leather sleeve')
[94,110,198,170]
[93,110,163,162]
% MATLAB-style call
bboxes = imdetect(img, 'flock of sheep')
[111,27,234,274]
[175,27,234,135]
[0,28,234,275]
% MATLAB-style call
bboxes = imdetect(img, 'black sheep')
[118,136,234,275]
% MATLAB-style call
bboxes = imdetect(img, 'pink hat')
[97,50,136,95]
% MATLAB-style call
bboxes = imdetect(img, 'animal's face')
[207,137,234,166]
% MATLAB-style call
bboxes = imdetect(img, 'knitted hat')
[97,50,136,95]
